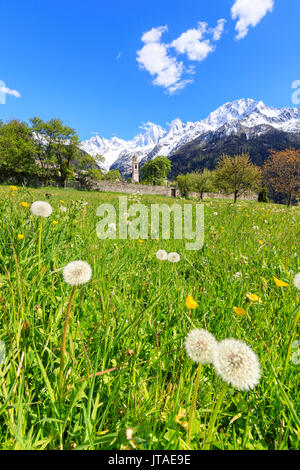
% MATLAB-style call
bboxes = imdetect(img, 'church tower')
[132,156,139,183]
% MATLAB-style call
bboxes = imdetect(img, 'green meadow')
[0,184,299,450]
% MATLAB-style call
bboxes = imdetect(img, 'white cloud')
[231,0,274,40]
[211,19,227,41]
[137,20,225,94]
[0,86,21,98]
[141,26,168,44]
[171,23,215,62]
[137,26,187,94]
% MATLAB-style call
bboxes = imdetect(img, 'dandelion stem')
[188,363,202,444]
[58,286,76,392]
[203,381,227,450]
[38,219,43,271]
[282,303,300,378]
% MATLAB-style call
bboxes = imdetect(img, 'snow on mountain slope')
[81,122,165,170]
[80,99,300,173]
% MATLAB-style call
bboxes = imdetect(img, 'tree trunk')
[287,192,292,207]
[234,191,238,203]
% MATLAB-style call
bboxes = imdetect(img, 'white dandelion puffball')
[185,329,218,364]
[293,273,300,290]
[213,339,261,391]
[63,261,92,286]
[167,252,180,263]
[30,201,53,218]
[156,250,168,261]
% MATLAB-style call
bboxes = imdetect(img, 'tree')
[0,119,37,183]
[76,152,104,186]
[258,185,269,203]
[190,169,215,200]
[176,174,193,197]
[102,169,122,181]
[30,117,80,186]
[177,169,216,199]
[263,149,300,206]
[140,156,171,185]
[215,153,261,203]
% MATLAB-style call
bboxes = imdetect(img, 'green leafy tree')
[140,156,171,185]
[0,119,38,183]
[215,153,261,203]
[76,152,104,185]
[177,169,215,199]
[30,117,80,186]
[258,184,269,203]
[102,169,122,181]
[176,173,194,197]
[190,169,215,200]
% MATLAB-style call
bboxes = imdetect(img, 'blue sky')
[0,0,300,141]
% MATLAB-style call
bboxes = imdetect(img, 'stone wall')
[187,191,257,201]
[86,180,257,201]
[89,180,174,197]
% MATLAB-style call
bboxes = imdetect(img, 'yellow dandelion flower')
[233,307,247,317]
[246,293,261,302]
[21,201,29,208]
[258,240,264,245]
[17,234,24,240]
[186,295,199,309]
[52,220,58,225]
[9,185,18,191]
[138,240,144,243]
[273,277,289,288]
[176,408,188,431]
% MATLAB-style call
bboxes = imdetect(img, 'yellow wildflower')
[233,307,247,317]
[21,201,29,208]
[176,408,188,431]
[186,295,199,309]
[9,185,18,191]
[273,277,289,287]
[52,220,58,225]
[246,293,261,302]
[17,234,24,240]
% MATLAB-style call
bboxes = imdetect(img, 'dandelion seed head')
[156,250,168,261]
[213,339,261,391]
[30,201,53,218]
[293,273,300,290]
[63,260,92,286]
[185,329,218,364]
[167,252,180,263]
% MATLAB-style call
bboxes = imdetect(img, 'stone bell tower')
[132,156,139,183]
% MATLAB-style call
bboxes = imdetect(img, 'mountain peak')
[80,99,300,172]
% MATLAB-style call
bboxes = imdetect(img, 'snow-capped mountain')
[81,122,166,170]
[80,99,300,175]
